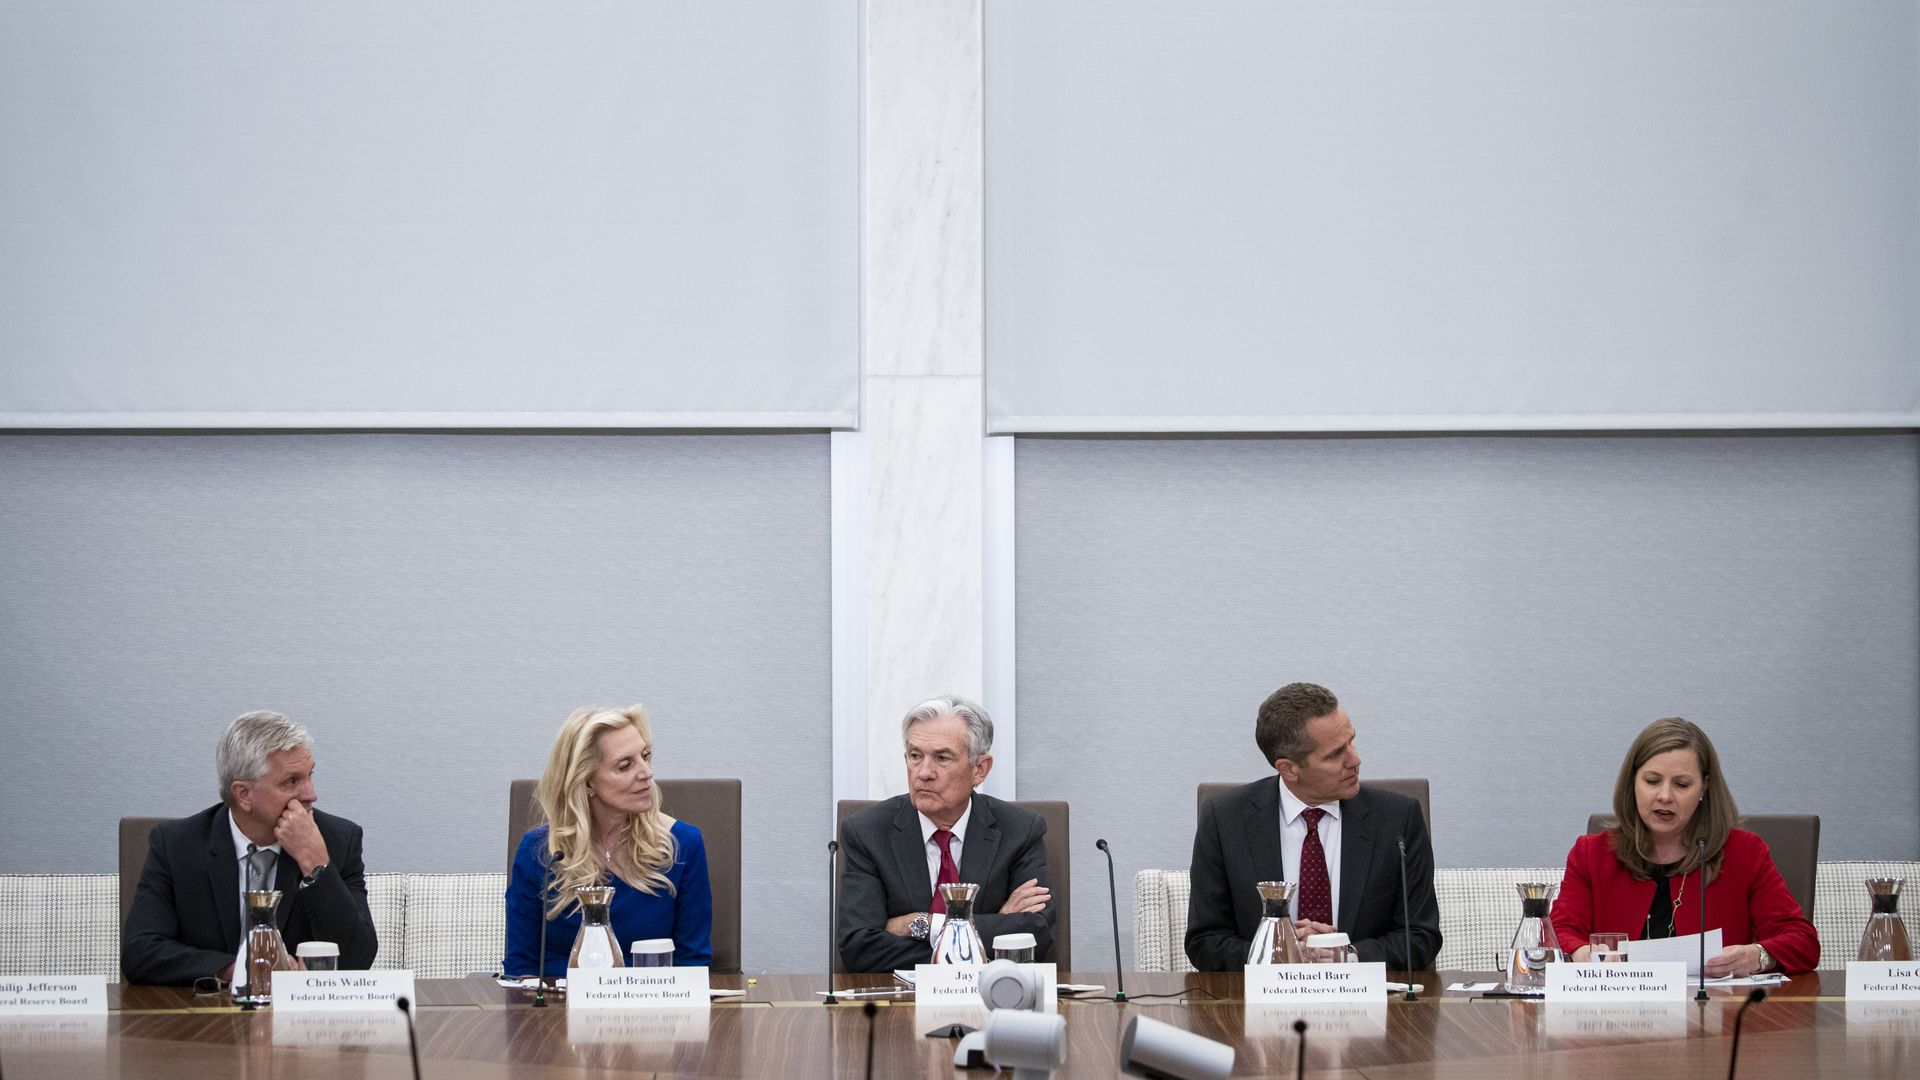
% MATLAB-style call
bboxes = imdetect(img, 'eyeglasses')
[192,976,228,998]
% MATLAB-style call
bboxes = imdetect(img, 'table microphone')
[1292,1018,1307,1080]
[826,840,841,1004]
[863,1001,878,1080]
[1696,837,1709,1002]
[239,844,259,1011]
[1727,987,1766,1080]
[534,858,553,1007]
[1096,839,1128,1003]
[396,995,424,1080]
[1396,837,1417,1001]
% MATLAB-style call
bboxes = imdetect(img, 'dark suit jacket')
[121,804,379,985]
[1185,778,1441,972]
[837,792,1054,973]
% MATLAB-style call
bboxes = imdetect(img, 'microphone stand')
[1293,1018,1308,1080]
[396,996,424,1080]
[240,844,258,1012]
[826,839,841,1004]
[1396,837,1417,1001]
[1695,837,1708,1002]
[534,858,551,1007]
[1096,839,1128,1003]
[862,1001,878,1080]
[1727,988,1766,1080]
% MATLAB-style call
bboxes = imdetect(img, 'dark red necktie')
[929,828,960,914]
[1298,807,1334,925]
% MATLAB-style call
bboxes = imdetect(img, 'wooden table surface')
[2,971,1911,1078]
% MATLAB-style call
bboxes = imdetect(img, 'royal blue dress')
[503,820,713,976]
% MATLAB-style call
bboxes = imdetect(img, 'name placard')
[1847,961,1920,1000]
[914,964,986,1008]
[1244,963,1386,1004]
[568,967,711,1009]
[1545,963,1687,1001]
[272,970,416,1012]
[0,976,106,1015]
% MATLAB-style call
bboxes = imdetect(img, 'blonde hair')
[1607,717,1739,884]
[533,705,677,918]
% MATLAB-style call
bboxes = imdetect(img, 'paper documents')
[1621,930,1722,976]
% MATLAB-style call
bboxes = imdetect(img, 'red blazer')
[1550,828,1819,974]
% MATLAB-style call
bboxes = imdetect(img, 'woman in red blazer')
[1550,717,1819,975]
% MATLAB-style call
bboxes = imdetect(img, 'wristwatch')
[300,864,331,889]
[1753,942,1774,973]
[907,913,931,941]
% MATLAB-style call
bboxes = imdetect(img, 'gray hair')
[217,710,313,804]
[900,696,993,761]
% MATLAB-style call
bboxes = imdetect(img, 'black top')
[1644,859,1682,939]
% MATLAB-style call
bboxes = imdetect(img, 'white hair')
[216,710,313,804]
[900,696,993,761]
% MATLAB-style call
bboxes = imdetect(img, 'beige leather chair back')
[117,816,168,929]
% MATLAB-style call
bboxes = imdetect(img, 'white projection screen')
[0,2,858,428]
[984,1,1920,432]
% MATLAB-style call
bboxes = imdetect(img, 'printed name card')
[1244,963,1387,1004]
[1545,963,1687,1001]
[1847,961,1920,1000]
[0,976,106,1015]
[272,970,416,1012]
[568,967,711,1009]
[914,964,986,1007]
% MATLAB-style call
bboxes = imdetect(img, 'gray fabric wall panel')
[1016,434,1919,970]
[0,433,829,973]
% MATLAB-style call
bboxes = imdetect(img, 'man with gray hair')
[122,711,378,985]
[837,696,1054,973]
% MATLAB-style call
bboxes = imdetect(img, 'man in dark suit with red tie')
[836,696,1054,973]
[1186,682,1441,972]
[122,710,378,985]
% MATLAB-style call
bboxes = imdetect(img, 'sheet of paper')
[1704,973,1789,986]
[1621,930,1722,975]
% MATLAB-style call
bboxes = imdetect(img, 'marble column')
[834,0,1014,805]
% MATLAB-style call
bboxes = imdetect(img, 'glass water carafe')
[931,882,986,964]
[1505,882,1561,993]
[239,889,292,1005]
[1859,878,1913,962]
[569,885,624,969]
[1247,881,1305,965]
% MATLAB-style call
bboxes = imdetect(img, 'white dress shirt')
[918,801,973,893]
[1277,780,1342,925]
[917,801,974,937]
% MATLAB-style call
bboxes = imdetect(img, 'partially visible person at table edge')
[503,704,713,976]
[1551,716,1818,975]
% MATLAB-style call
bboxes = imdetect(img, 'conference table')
[2,971,1912,1078]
